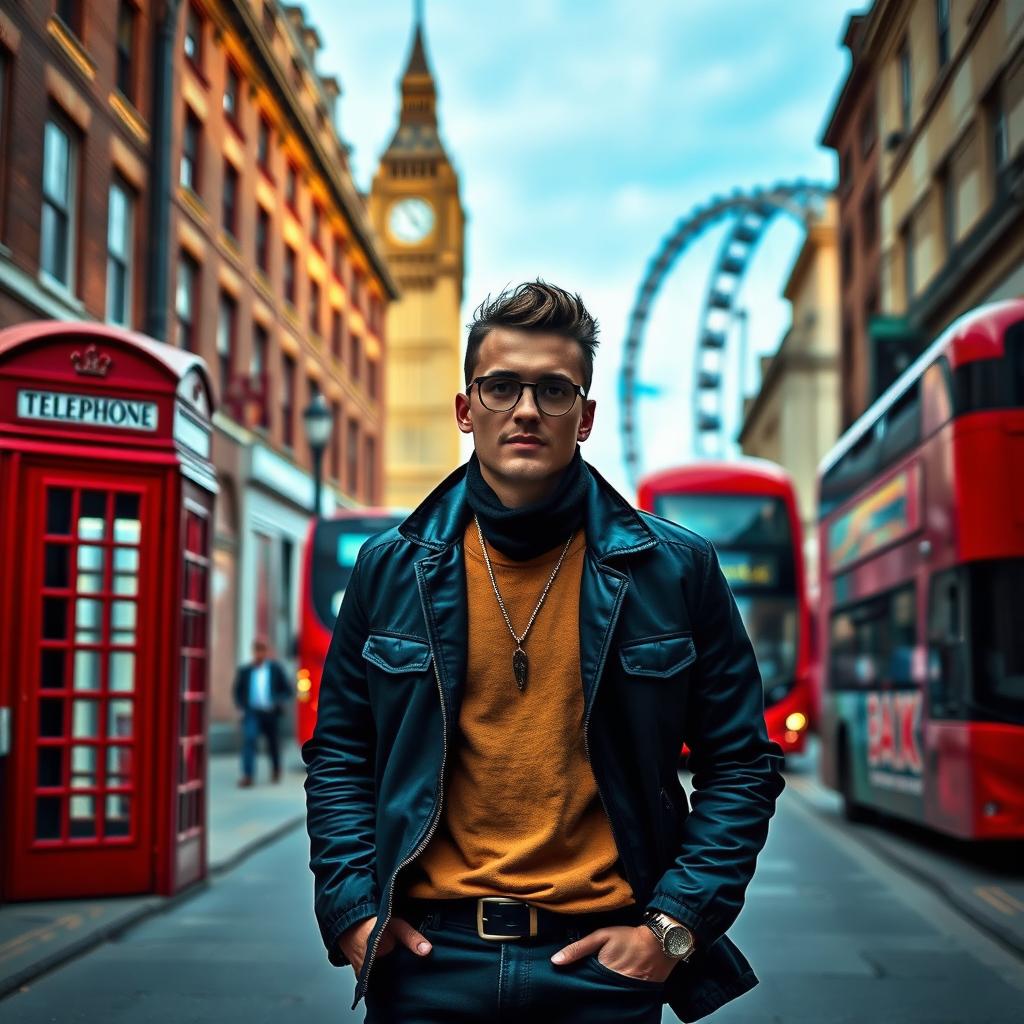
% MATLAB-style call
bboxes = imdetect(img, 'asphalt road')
[4,767,1024,1023]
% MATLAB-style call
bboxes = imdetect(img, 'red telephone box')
[0,321,217,901]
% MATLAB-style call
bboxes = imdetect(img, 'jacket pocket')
[618,632,696,678]
[361,632,433,674]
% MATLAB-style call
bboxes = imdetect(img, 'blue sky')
[302,0,859,493]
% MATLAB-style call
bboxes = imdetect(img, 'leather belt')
[400,896,643,942]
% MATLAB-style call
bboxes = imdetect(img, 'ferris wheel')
[619,180,832,488]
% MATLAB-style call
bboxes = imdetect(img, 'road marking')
[975,887,1020,917]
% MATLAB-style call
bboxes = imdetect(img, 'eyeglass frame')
[467,375,588,417]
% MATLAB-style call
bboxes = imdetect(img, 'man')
[304,282,785,1022]
[233,637,291,786]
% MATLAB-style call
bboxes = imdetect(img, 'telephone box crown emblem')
[71,345,113,378]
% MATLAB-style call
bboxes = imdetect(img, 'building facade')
[0,1,397,747]
[739,199,842,586]
[368,16,465,509]
[821,13,883,431]
[825,0,1024,423]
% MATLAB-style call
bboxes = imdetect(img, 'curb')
[0,815,306,1000]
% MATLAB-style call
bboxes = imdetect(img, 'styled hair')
[464,280,600,393]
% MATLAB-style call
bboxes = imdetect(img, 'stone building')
[368,13,465,508]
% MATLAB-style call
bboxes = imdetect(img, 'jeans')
[241,708,280,780]
[363,909,666,1023]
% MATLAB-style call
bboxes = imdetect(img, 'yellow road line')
[974,886,1018,916]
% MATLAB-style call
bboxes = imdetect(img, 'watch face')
[664,925,694,958]
[388,197,435,244]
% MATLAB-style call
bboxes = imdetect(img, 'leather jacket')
[303,461,786,1022]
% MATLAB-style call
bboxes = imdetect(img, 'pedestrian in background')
[304,281,785,1022]
[233,637,291,787]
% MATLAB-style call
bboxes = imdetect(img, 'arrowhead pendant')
[512,647,528,691]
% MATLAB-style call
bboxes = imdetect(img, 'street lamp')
[302,393,333,516]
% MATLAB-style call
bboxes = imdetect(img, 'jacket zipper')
[359,655,448,998]
[581,579,639,896]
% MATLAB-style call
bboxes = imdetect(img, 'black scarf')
[465,447,588,561]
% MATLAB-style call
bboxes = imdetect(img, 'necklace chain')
[474,515,574,649]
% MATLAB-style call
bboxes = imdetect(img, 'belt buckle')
[476,897,538,941]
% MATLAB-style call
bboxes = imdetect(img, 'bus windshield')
[311,515,402,630]
[653,493,797,702]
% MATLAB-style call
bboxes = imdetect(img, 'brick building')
[0,1,398,746]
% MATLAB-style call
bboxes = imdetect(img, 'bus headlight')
[297,669,312,702]
[785,712,807,732]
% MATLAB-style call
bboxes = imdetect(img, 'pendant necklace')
[474,515,574,693]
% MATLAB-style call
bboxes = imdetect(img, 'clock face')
[388,197,435,244]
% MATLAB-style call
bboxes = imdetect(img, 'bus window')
[968,559,1024,724]
[879,383,921,467]
[921,359,953,436]
[927,569,967,719]
[828,584,916,691]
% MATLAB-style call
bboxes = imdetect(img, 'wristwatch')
[642,910,696,961]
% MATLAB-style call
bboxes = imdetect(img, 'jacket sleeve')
[646,542,786,949]
[232,669,244,710]
[302,555,380,966]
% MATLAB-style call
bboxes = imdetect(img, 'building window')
[939,165,956,255]
[106,178,134,326]
[367,358,379,401]
[116,1,137,102]
[935,0,950,69]
[217,291,236,399]
[257,115,271,169]
[988,85,1008,181]
[56,0,83,36]
[310,278,321,335]
[310,202,322,248]
[349,333,361,383]
[184,5,203,66]
[346,418,359,495]
[285,162,298,207]
[181,107,202,193]
[330,402,341,480]
[224,62,240,123]
[332,234,343,277]
[175,252,199,351]
[256,205,270,272]
[262,3,277,39]
[284,244,297,306]
[352,269,362,311]
[40,116,77,290]
[222,160,239,237]
[281,353,296,448]
[900,220,914,304]
[899,39,912,133]
[331,310,342,361]
[252,323,270,428]
[364,434,376,503]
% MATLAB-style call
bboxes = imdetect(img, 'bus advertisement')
[295,509,405,746]
[637,459,813,756]
[816,299,1024,839]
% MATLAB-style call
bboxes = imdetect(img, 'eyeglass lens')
[477,378,578,416]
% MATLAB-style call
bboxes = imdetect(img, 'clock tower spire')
[369,5,466,507]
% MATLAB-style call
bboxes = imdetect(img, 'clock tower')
[369,10,466,507]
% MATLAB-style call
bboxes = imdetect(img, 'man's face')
[253,642,267,663]
[455,328,596,504]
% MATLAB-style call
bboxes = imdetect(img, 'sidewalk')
[0,743,307,998]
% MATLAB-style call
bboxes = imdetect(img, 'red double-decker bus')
[816,299,1024,839]
[637,460,813,756]
[295,509,405,746]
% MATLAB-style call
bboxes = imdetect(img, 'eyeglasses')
[469,376,586,417]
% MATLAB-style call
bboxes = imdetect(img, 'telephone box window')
[109,651,135,691]
[36,797,62,840]
[45,545,70,588]
[40,649,66,689]
[43,598,68,639]
[39,699,65,737]
[38,747,62,787]
[73,650,100,691]
[47,488,73,535]
[70,745,97,786]
[77,547,104,593]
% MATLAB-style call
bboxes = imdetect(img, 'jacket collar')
[398,458,657,563]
